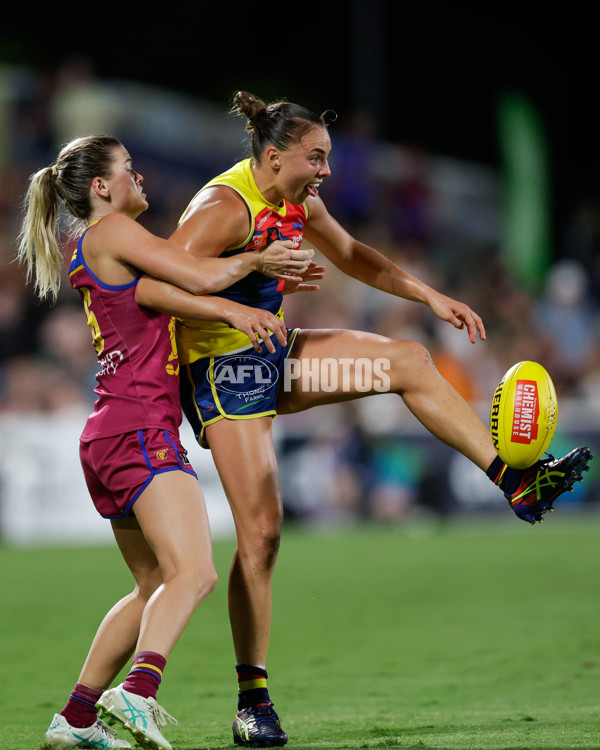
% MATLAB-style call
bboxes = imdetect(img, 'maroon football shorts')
[80,428,197,518]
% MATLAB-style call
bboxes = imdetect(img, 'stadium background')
[1,3,599,543]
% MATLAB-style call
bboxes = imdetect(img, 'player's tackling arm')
[135,185,307,352]
[135,280,287,354]
[91,207,309,297]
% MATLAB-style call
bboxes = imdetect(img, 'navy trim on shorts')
[121,430,197,516]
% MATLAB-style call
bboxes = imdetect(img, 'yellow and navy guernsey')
[177,159,307,447]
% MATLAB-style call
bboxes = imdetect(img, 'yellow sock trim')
[238,678,268,691]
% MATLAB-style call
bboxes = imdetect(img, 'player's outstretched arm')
[303,195,485,342]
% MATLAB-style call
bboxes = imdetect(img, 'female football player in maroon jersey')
[18,134,314,750]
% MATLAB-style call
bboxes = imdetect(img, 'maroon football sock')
[60,683,102,728]
[123,651,166,699]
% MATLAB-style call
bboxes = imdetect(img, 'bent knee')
[237,505,283,544]
[389,340,437,391]
[395,339,433,365]
[185,564,219,604]
[158,556,218,602]
[203,567,219,597]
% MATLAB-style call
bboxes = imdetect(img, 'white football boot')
[44,712,132,748]
[96,684,177,750]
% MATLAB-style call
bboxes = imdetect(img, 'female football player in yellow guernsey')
[135,91,592,748]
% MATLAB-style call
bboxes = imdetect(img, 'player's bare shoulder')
[185,185,248,226]
[176,185,250,253]
[85,213,141,255]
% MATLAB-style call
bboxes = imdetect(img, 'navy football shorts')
[180,328,300,448]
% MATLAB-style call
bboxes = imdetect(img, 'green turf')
[1,515,599,749]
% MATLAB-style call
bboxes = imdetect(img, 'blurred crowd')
[2,59,600,530]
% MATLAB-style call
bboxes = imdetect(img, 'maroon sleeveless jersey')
[69,225,182,441]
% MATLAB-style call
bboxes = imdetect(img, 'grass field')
[1,515,599,750]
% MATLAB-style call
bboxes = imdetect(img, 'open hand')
[282,262,326,295]
[429,292,486,343]
[225,303,287,353]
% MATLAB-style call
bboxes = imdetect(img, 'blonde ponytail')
[17,165,64,302]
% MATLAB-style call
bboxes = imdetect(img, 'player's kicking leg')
[279,329,593,524]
